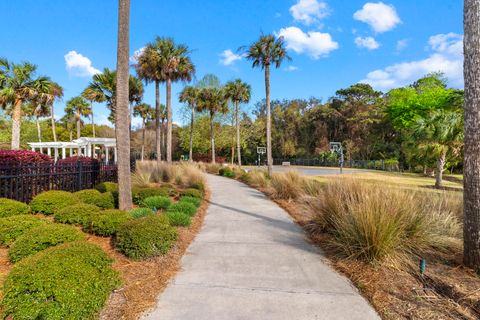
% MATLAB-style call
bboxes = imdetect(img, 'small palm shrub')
[181,188,203,199]
[30,190,79,215]
[0,216,49,246]
[270,171,305,200]
[1,242,120,320]
[141,196,172,211]
[168,202,197,217]
[165,211,191,227]
[54,203,100,225]
[115,215,177,260]
[133,187,170,204]
[129,207,154,219]
[0,198,30,218]
[83,209,131,236]
[179,196,202,208]
[8,224,85,262]
[75,189,115,209]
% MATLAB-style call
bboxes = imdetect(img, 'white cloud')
[290,0,330,25]
[277,26,339,59]
[395,38,409,52]
[64,51,100,77]
[285,66,299,72]
[219,49,243,66]
[361,33,463,90]
[354,36,380,50]
[353,2,401,33]
[130,47,145,63]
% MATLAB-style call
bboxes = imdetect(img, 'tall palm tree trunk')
[210,112,216,164]
[36,115,42,142]
[11,99,22,150]
[435,150,447,189]
[76,111,81,139]
[464,0,480,273]
[155,80,161,163]
[115,0,133,210]
[166,78,173,163]
[231,109,235,165]
[265,63,273,176]
[141,118,146,161]
[189,104,194,162]
[51,104,57,142]
[91,102,96,138]
[236,100,242,167]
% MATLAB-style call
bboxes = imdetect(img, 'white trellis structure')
[28,137,117,163]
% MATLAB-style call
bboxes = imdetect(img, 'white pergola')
[28,137,117,163]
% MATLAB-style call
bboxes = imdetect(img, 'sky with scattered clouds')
[0,0,463,127]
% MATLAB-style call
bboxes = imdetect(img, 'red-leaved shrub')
[0,150,51,165]
[56,156,99,166]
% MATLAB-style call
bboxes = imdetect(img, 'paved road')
[142,175,379,320]
[246,165,365,176]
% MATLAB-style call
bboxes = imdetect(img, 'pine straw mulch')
[254,186,480,320]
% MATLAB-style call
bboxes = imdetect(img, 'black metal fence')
[0,162,118,203]
[273,158,398,171]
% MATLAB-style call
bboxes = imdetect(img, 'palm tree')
[463,0,480,272]
[82,86,106,138]
[179,85,200,162]
[129,75,144,132]
[197,87,228,164]
[242,34,290,175]
[49,82,63,142]
[0,59,53,149]
[24,101,50,142]
[159,103,167,159]
[133,102,154,161]
[115,0,133,210]
[65,96,91,140]
[225,79,251,167]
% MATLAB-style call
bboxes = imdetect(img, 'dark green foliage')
[219,167,235,178]
[75,189,115,209]
[180,188,203,199]
[167,202,197,217]
[141,196,172,211]
[129,207,154,219]
[165,211,191,227]
[1,241,120,320]
[114,215,177,260]
[179,196,202,208]
[83,209,131,236]
[94,181,118,193]
[8,224,85,262]
[0,216,49,246]
[190,182,205,193]
[54,203,100,225]
[30,191,79,215]
[0,198,30,218]
[132,187,169,204]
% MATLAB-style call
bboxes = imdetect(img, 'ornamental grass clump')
[133,187,170,204]
[54,203,100,225]
[129,207,154,219]
[1,242,120,320]
[83,209,131,236]
[0,216,49,246]
[141,196,172,211]
[30,190,79,215]
[165,211,191,227]
[0,198,30,218]
[179,196,202,208]
[270,171,305,200]
[167,202,197,217]
[180,188,203,199]
[242,169,269,188]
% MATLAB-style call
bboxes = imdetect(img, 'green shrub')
[133,187,169,204]
[0,216,49,246]
[190,182,205,192]
[165,211,191,227]
[141,196,172,211]
[168,202,197,217]
[219,167,235,178]
[30,190,79,215]
[179,196,202,208]
[83,209,131,236]
[54,203,100,225]
[75,189,115,209]
[115,215,177,260]
[0,198,30,218]
[181,188,203,199]
[8,224,85,262]
[129,207,154,219]
[1,241,120,320]
[94,181,118,193]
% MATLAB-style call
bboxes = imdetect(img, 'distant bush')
[205,163,221,174]
[0,150,51,165]
[75,189,115,209]
[0,216,49,246]
[8,224,85,262]
[56,156,99,166]
[129,207,154,219]
[30,190,79,215]
[115,215,177,260]
[165,211,191,227]
[180,188,203,199]
[168,202,197,217]
[219,167,235,178]
[179,196,202,208]
[54,203,100,225]
[83,209,131,236]
[133,187,169,204]
[0,198,30,218]
[1,241,120,319]
[141,196,172,211]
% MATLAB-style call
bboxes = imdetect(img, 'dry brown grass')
[134,161,206,190]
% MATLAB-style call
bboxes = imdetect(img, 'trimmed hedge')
[75,189,115,209]
[0,198,30,218]
[180,188,203,199]
[165,211,191,227]
[167,202,197,217]
[83,209,131,236]
[129,207,154,219]
[132,187,169,204]
[1,241,120,320]
[54,203,100,225]
[8,224,85,262]
[30,190,79,215]
[0,216,49,246]
[115,215,177,260]
[94,181,118,193]
[141,196,172,211]
[179,196,202,208]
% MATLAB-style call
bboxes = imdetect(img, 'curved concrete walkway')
[142,175,379,320]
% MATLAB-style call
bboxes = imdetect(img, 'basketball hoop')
[257,147,266,155]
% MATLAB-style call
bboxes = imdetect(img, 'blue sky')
[0,0,463,128]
